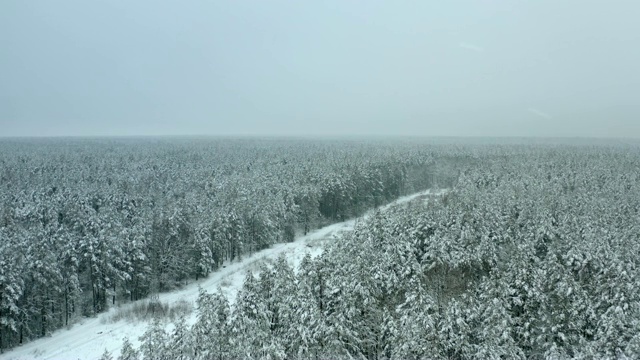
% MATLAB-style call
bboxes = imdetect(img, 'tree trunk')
[92,284,97,314]
[41,305,46,337]
[65,289,69,326]
[0,308,3,352]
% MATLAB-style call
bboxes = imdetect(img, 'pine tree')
[191,226,214,280]
[0,231,25,351]
[118,337,138,360]
[99,348,113,360]
[228,272,272,358]
[192,288,230,360]
[139,318,168,360]
[167,316,191,360]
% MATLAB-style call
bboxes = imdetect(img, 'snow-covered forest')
[0,137,461,353]
[2,138,640,359]
[137,141,640,359]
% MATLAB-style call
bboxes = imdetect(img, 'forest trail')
[1,188,446,360]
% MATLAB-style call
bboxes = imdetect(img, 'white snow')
[0,189,446,360]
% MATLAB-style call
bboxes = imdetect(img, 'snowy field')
[0,189,446,360]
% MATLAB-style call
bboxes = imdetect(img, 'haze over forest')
[1,0,639,138]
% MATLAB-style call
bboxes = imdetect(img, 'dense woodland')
[0,138,463,351]
[131,143,640,359]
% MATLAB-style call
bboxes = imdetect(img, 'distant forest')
[0,138,462,351]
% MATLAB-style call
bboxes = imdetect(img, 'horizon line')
[0,134,638,140]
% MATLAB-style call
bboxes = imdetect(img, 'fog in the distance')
[1,0,639,138]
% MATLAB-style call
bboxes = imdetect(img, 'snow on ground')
[0,189,446,360]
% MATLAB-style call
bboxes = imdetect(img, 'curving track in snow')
[1,189,447,360]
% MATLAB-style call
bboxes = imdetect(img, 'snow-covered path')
[1,189,445,360]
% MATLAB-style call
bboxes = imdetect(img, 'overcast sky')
[1,0,639,138]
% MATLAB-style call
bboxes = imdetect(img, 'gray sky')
[1,0,639,138]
